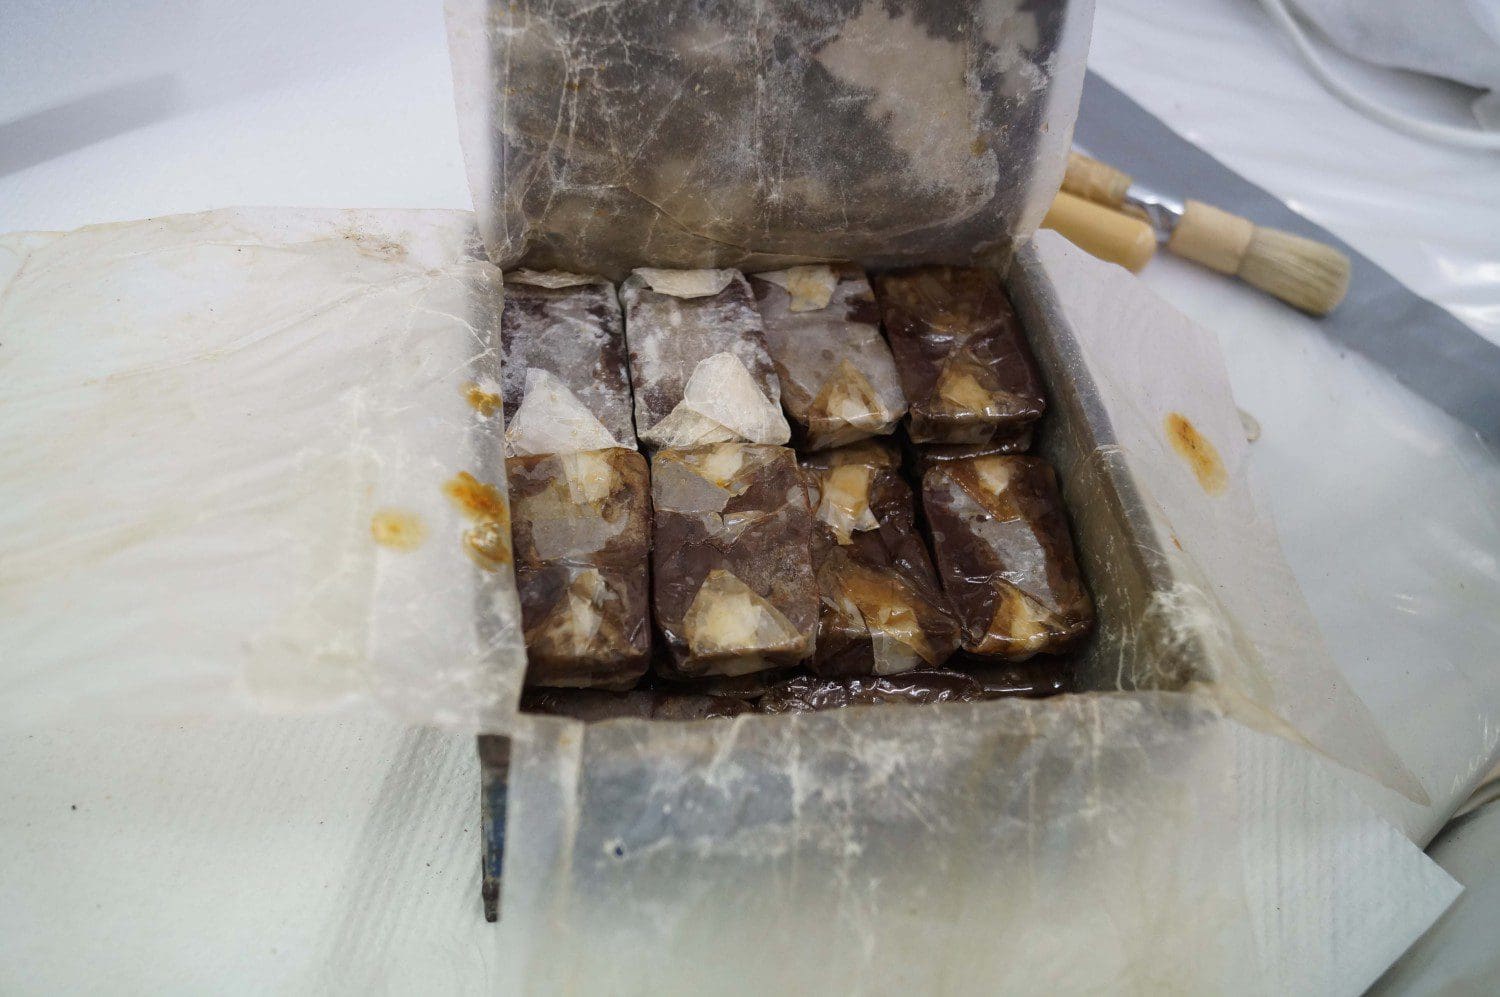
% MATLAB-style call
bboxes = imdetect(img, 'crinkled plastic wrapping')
[445,0,1092,278]
[0,208,527,729]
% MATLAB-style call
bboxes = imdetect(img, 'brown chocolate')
[521,688,753,722]
[797,437,903,473]
[620,270,790,449]
[757,669,991,714]
[651,443,818,677]
[803,462,959,676]
[499,274,637,455]
[874,266,1045,445]
[922,455,1093,659]
[647,669,798,700]
[508,448,651,688]
[948,655,1073,698]
[749,265,906,450]
[902,425,1034,476]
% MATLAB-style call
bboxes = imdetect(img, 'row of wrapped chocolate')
[497,263,1094,718]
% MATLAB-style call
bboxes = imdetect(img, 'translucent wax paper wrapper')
[497,694,1456,994]
[445,0,1092,278]
[499,271,637,456]
[0,208,527,729]
[751,265,907,450]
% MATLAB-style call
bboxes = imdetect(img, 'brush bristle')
[1237,228,1351,316]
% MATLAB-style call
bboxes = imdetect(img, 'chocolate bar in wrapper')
[874,266,1045,445]
[499,271,637,455]
[621,269,790,449]
[651,443,817,677]
[749,265,906,450]
[508,448,651,688]
[803,460,959,675]
[922,455,1093,659]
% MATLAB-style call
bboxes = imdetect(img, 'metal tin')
[477,247,1202,918]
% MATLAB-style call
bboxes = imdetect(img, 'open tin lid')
[446,0,1095,279]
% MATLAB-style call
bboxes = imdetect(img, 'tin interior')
[1009,245,1205,694]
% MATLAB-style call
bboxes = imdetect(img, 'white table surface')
[3,0,1498,991]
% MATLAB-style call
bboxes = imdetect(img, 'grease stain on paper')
[464,381,503,417]
[1164,413,1227,496]
[444,471,513,569]
[370,509,427,550]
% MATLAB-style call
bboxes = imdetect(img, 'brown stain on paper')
[1164,413,1227,495]
[443,471,513,569]
[464,382,502,417]
[370,509,427,550]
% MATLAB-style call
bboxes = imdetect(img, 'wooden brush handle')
[1042,191,1157,272]
[1062,152,1133,208]
[1166,200,1255,273]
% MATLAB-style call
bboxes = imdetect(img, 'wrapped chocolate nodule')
[923,455,1094,659]
[508,448,651,688]
[499,270,637,456]
[651,443,818,677]
[749,264,906,451]
[874,266,1046,445]
[621,269,790,449]
[802,459,959,676]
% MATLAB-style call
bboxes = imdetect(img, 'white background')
[2,0,1498,991]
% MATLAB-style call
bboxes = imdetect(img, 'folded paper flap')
[445,0,1095,279]
[1023,232,1426,804]
[0,208,528,730]
[501,691,1457,991]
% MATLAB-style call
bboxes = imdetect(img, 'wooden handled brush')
[1041,191,1157,273]
[1057,152,1352,316]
